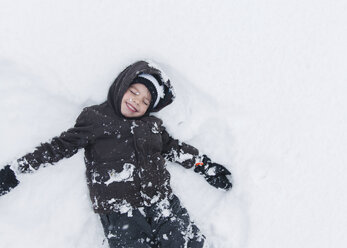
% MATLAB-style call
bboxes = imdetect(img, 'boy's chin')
[121,110,145,118]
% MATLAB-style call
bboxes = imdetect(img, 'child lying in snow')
[0,60,232,248]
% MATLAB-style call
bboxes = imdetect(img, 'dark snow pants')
[99,195,205,248]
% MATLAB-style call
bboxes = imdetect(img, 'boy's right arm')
[0,108,95,196]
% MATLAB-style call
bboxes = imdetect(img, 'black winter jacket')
[12,61,200,213]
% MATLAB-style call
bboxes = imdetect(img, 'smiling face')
[121,83,152,118]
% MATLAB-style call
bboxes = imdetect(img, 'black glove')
[0,165,20,196]
[194,155,232,190]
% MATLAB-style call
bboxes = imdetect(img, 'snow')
[104,163,135,185]
[1,0,347,248]
[151,122,160,134]
[146,59,170,83]
[130,120,139,134]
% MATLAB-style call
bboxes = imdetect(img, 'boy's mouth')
[126,102,137,112]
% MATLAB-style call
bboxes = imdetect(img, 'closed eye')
[130,90,137,95]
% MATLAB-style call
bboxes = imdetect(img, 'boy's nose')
[130,98,139,105]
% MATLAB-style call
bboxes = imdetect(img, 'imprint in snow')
[104,163,135,186]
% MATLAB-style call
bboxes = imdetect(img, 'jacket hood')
[107,60,175,119]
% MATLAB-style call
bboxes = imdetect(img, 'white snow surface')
[104,163,135,186]
[1,0,347,247]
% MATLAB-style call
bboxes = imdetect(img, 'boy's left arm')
[161,127,232,190]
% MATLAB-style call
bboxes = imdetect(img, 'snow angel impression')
[0,60,232,248]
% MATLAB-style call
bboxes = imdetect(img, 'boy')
[0,60,232,248]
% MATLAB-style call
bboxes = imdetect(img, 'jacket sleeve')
[161,126,200,169]
[11,108,95,174]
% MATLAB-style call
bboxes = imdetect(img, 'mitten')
[0,165,19,196]
[194,155,232,190]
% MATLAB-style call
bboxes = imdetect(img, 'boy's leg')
[148,195,206,248]
[99,209,154,248]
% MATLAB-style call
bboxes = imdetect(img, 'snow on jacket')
[11,61,199,214]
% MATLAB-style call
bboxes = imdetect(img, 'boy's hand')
[194,155,232,190]
[0,165,19,196]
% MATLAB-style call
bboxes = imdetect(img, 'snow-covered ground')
[1,0,347,247]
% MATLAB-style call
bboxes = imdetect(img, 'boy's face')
[121,83,152,118]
